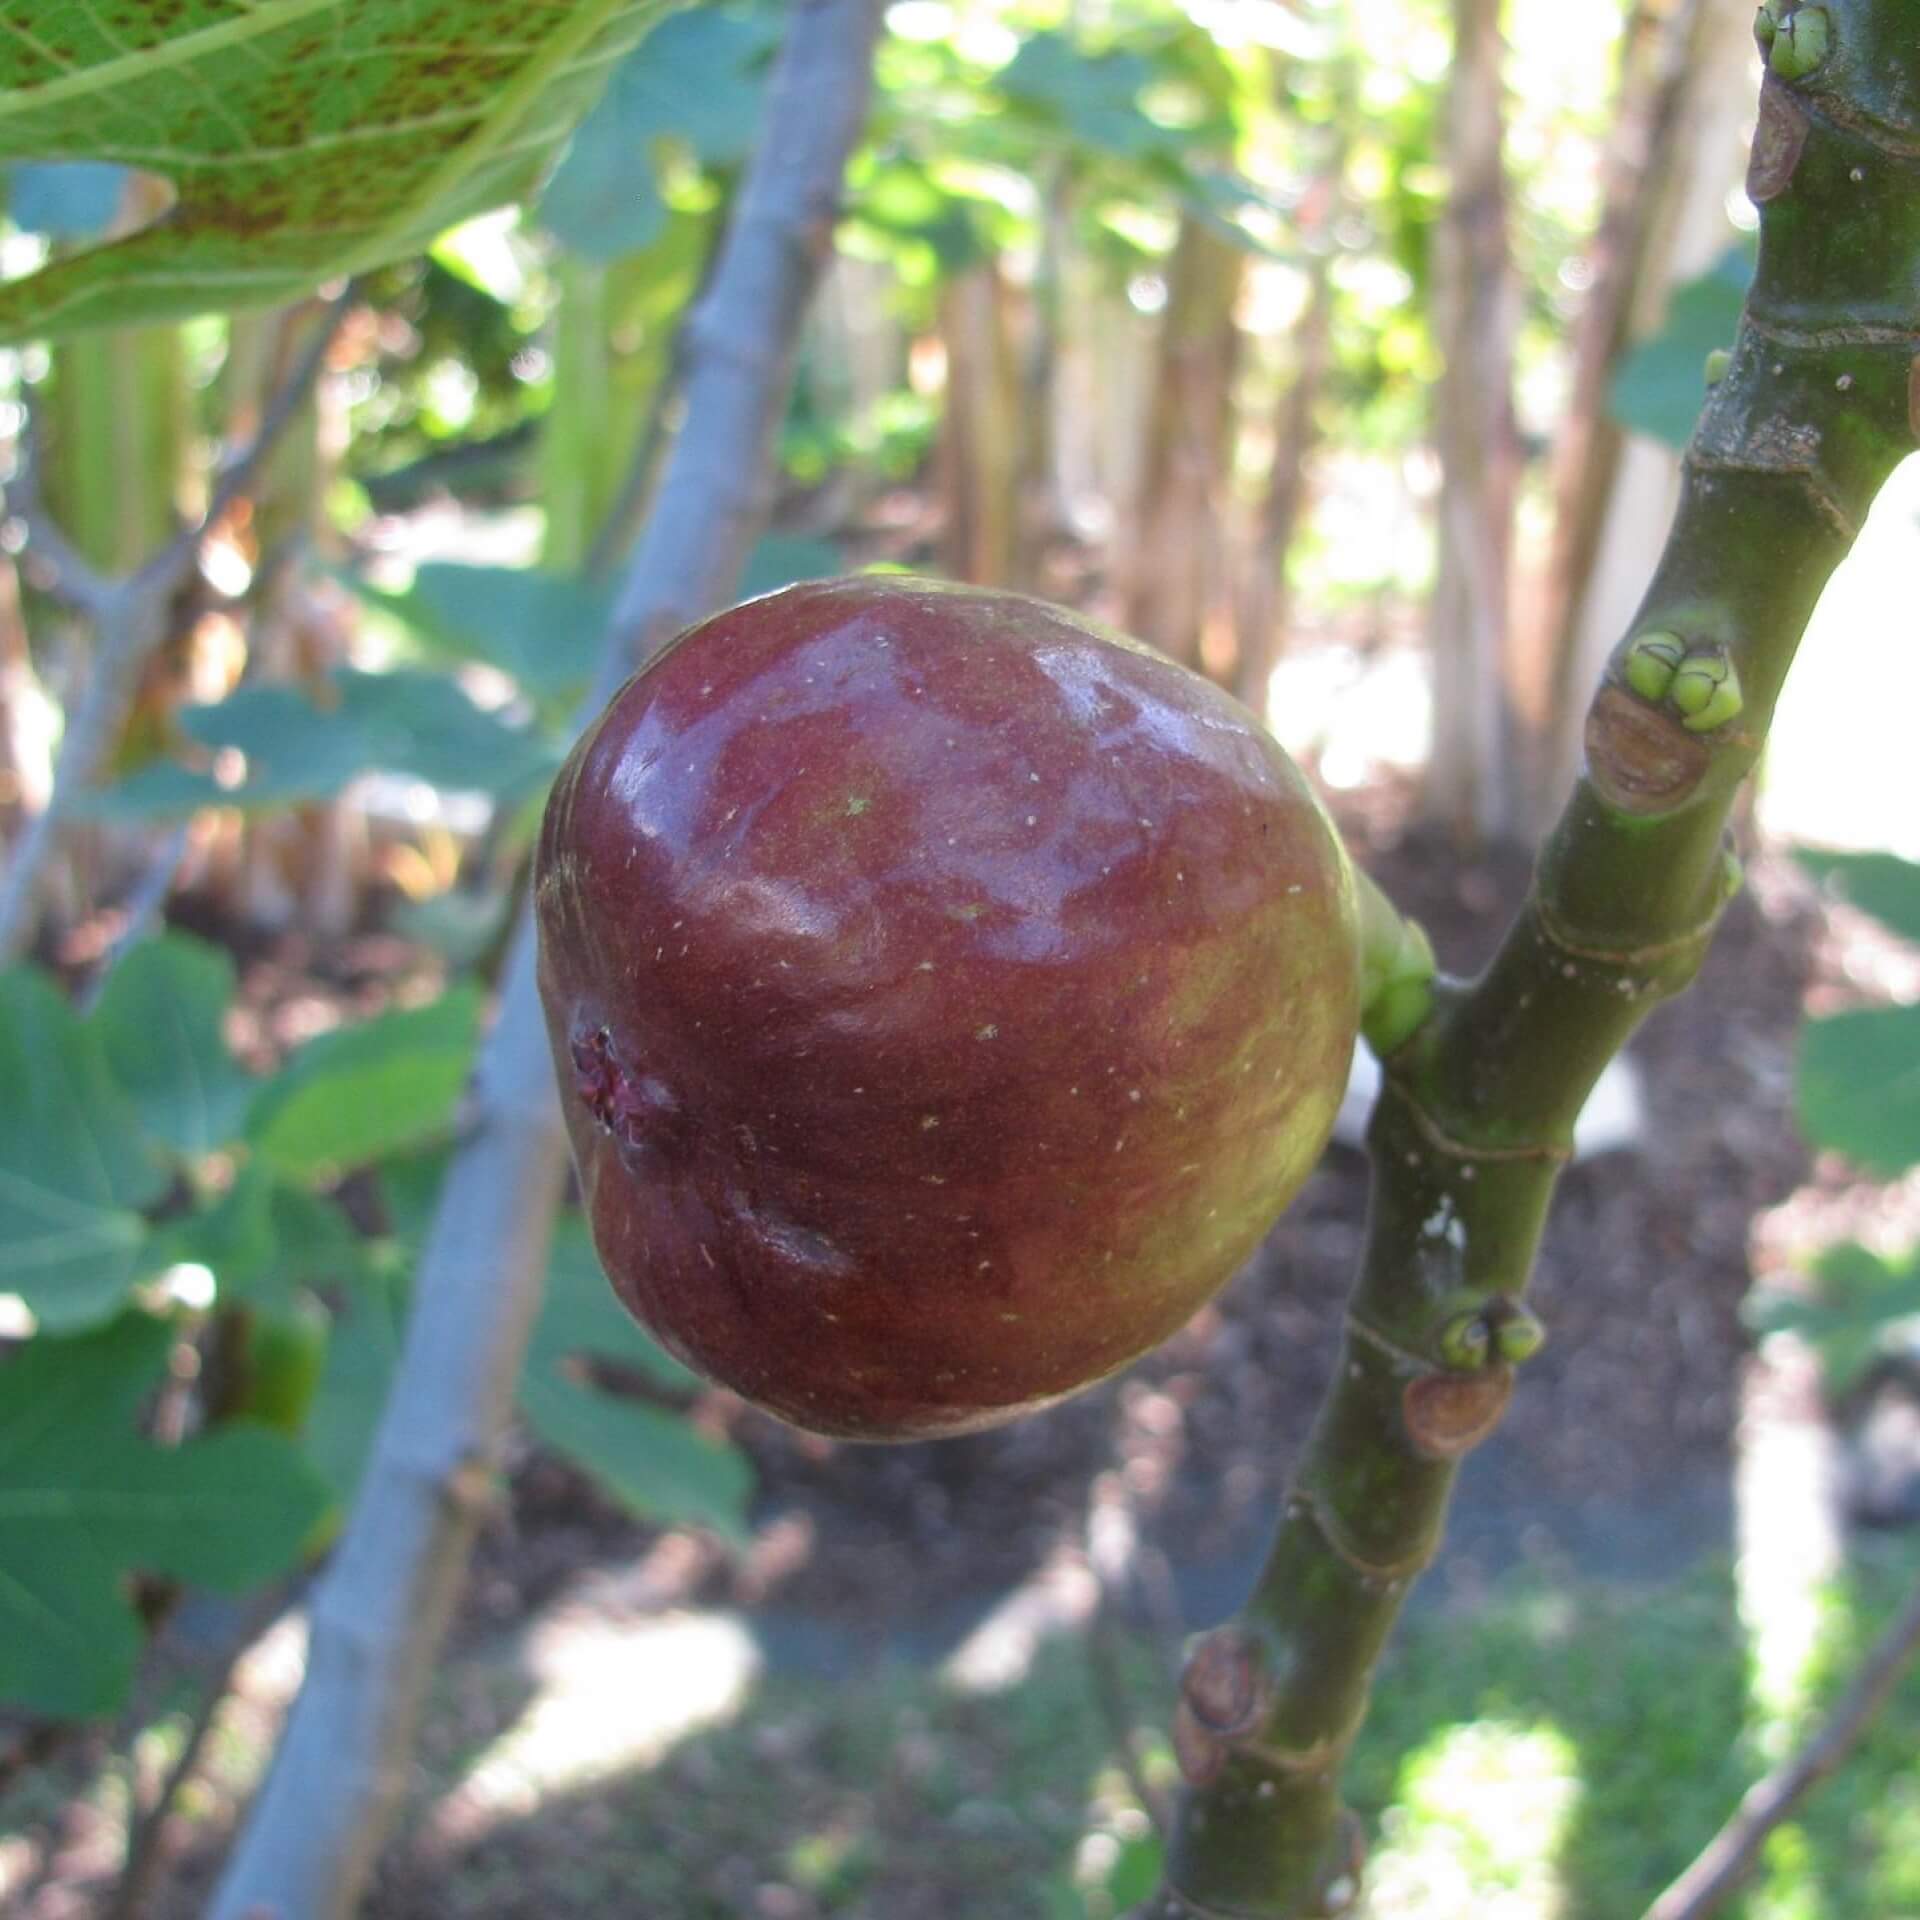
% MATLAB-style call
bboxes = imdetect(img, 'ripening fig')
[535,577,1364,1440]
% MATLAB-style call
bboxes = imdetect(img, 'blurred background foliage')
[3,1,1919,1915]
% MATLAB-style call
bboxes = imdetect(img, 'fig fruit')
[535,577,1360,1440]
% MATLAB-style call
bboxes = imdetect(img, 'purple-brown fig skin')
[534,576,1359,1441]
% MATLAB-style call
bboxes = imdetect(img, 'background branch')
[1645,1573,1920,1920]
[0,288,352,960]
[103,1583,292,1920]
[204,6,885,1915]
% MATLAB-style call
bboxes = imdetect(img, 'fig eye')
[570,1025,687,1157]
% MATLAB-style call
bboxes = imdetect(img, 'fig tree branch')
[1145,5,1920,1912]
[0,287,352,959]
[1644,1570,1920,1920]
[205,6,885,1916]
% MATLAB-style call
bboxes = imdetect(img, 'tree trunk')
[936,262,1028,588]
[1237,144,1346,720]
[1124,215,1244,677]
[1424,0,1522,845]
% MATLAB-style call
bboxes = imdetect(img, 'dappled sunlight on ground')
[1737,1341,1846,1731]
[938,1544,1099,1695]
[418,1606,760,1863]
[1362,1720,1581,1920]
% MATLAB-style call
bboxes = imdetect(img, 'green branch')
[1148,5,1920,1912]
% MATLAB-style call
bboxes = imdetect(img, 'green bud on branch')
[1622,630,1686,702]
[1438,1311,1493,1371]
[1768,4,1831,80]
[1619,634,1745,735]
[1492,1303,1548,1364]
[1670,651,1745,732]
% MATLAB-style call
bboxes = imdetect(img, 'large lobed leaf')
[521,1216,750,1542]
[1610,246,1754,451]
[0,0,670,340]
[538,4,776,260]
[83,665,561,820]
[0,969,164,1332]
[245,987,482,1180]
[0,1312,329,1715]
[1744,1242,1920,1396]
[91,934,254,1160]
[1798,847,1920,950]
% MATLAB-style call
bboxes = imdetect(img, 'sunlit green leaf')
[1744,1242,1920,1395]
[540,5,776,259]
[85,667,560,819]
[1797,848,1920,949]
[1798,1003,1920,1176]
[998,33,1163,160]
[91,934,253,1159]
[246,989,481,1179]
[0,1,672,340]
[357,564,613,702]
[1610,247,1754,450]
[0,969,163,1332]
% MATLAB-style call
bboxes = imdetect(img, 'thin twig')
[104,1584,291,1920]
[73,821,194,1014]
[7,437,118,621]
[1086,1580,1173,1836]
[0,1716,80,1802]
[1644,1574,1920,1920]
[138,285,356,603]
[581,216,735,584]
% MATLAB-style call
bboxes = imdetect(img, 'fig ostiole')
[535,576,1377,1441]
